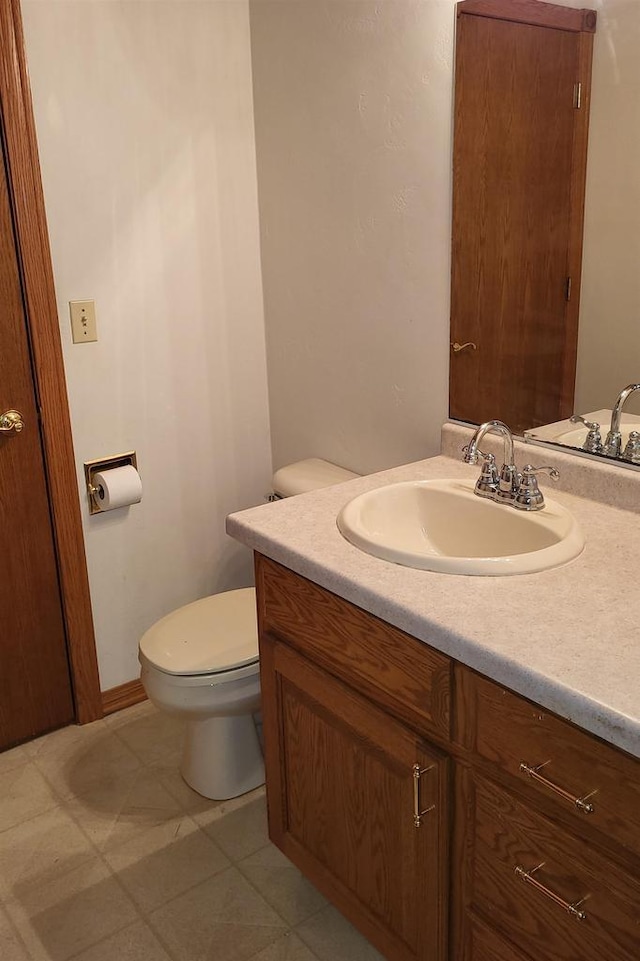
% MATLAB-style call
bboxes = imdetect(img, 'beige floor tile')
[104,813,230,912]
[0,906,30,961]
[23,719,109,761]
[107,706,185,765]
[0,806,95,900]
[6,856,139,961]
[32,728,141,802]
[295,905,385,961]
[63,764,185,853]
[102,700,156,731]
[148,866,288,961]
[63,919,172,961]
[198,793,269,861]
[238,844,326,926]
[247,931,319,961]
[149,750,226,818]
[0,763,58,833]
[0,744,29,776]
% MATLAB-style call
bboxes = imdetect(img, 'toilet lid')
[139,587,259,676]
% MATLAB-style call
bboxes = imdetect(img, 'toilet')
[138,458,359,800]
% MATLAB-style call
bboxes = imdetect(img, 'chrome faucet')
[603,383,640,458]
[569,414,603,453]
[462,420,520,502]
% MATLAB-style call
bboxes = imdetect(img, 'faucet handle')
[570,413,599,431]
[514,465,559,511]
[462,443,483,465]
[522,464,560,480]
[474,452,499,499]
[570,414,602,453]
[622,430,640,464]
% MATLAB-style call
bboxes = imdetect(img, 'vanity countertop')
[227,435,640,759]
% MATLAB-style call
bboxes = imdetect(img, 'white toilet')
[138,458,358,800]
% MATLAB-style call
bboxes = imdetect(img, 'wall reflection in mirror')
[452,0,640,468]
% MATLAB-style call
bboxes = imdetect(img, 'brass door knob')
[450,341,477,353]
[0,410,25,433]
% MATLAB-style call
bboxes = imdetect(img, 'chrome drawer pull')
[515,863,587,921]
[412,763,434,828]
[519,762,595,814]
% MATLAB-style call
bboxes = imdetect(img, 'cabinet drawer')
[459,669,640,859]
[471,776,640,961]
[467,916,532,961]
[256,555,451,739]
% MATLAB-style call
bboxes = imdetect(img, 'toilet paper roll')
[92,464,143,511]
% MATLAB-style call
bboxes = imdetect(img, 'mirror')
[452,0,640,466]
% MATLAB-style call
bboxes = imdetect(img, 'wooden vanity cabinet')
[255,554,640,961]
[454,670,640,961]
[256,555,451,961]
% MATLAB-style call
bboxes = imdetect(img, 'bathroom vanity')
[227,428,640,961]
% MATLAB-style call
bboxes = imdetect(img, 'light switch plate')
[69,300,98,343]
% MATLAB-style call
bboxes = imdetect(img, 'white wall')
[575,0,640,414]
[250,0,454,476]
[22,0,272,690]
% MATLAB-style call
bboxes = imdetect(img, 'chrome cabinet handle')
[450,341,477,353]
[515,863,587,921]
[519,762,595,814]
[0,410,24,433]
[412,763,434,828]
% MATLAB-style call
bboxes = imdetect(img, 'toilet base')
[180,713,265,800]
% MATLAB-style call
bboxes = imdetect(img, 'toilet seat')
[139,651,260,685]
[139,587,258,677]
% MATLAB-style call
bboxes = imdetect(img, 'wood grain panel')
[0,0,101,723]
[264,636,449,961]
[471,775,640,961]
[468,915,534,961]
[102,679,147,716]
[450,8,595,432]
[457,0,597,32]
[256,555,451,740]
[0,130,74,746]
[457,668,640,862]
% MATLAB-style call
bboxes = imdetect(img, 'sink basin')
[525,408,640,451]
[337,479,584,575]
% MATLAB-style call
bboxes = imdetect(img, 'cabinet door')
[261,635,449,961]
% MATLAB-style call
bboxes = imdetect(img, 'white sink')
[337,479,584,576]
[525,408,640,450]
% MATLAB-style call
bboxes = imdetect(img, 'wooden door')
[0,129,75,749]
[261,636,449,961]
[449,1,595,433]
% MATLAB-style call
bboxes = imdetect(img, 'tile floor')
[0,700,384,961]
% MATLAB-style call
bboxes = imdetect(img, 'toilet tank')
[272,458,359,498]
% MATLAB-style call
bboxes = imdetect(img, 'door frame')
[0,0,102,725]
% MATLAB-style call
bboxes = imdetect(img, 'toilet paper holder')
[84,451,138,515]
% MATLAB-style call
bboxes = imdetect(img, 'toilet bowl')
[138,458,358,800]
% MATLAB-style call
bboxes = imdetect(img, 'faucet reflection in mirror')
[557,383,640,462]
[463,420,559,512]
[603,384,640,459]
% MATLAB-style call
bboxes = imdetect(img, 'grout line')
[63,918,144,961]
[234,845,329,933]
[0,901,36,961]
